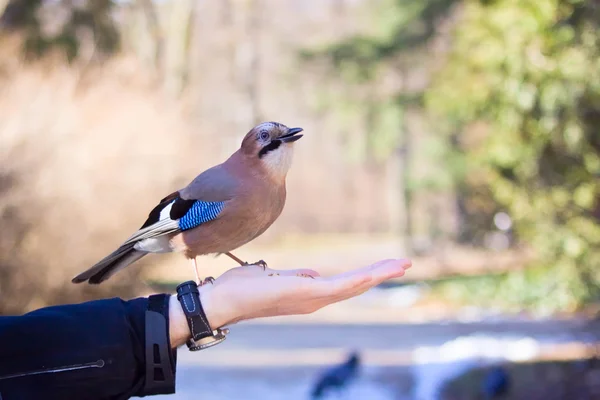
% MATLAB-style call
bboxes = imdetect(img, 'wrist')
[167,285,235,348]
[198,285,235,329]
[168,295,190,348]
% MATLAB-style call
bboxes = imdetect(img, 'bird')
[311,351,361,399]
[482,365,510,399]
[72,121,304,285]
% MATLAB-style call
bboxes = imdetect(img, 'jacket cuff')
[139,294,177,396]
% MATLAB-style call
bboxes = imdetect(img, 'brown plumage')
[72,122,303,284]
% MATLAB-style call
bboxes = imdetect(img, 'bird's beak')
[279,127,303,143]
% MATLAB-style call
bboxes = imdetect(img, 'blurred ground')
[150,292,600,400]
[147,259,599,400]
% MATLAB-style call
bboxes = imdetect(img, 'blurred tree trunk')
[0,0,9,19]
[137,0,163,77]
[332,0,347,15]
[385,149,402,235]
[121,1,163,81]
[400,108,414,256]
[164,0,194,97]
[247,0,261,125]
[234,0,261,125]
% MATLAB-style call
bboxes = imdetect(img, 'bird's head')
[347,352,360,367]
[241,121,303,178]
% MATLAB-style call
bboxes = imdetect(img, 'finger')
[323,259,410,284]
[225,265,265,276]
[276,268,321,278]
[260,267,320,278]
[317,259,411,298]
[364,258,410,284]
[323,258,411,281]
[315,273,372,297]
[341,260,411,300]
[226,265,321,279]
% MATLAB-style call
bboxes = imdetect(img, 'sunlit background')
[1,0,599,399]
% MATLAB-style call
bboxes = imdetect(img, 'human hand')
[169,259,411,347]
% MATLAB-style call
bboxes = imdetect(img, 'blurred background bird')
[482,365,510,399]
[311,351,361,399]
[72,121,303,285]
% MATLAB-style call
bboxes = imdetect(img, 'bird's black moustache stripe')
[258,139,282,158]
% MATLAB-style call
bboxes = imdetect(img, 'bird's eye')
[259,131,269,141]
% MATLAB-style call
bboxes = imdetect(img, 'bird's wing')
[125,194,226,245]
[125,166,237,245]
[179,163,238,202]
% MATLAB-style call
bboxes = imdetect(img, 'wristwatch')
[175,280,229,351]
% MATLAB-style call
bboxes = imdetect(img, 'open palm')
[199,259,412,329]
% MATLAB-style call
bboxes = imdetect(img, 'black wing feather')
[170,198,196,220]
[140,191,197,229]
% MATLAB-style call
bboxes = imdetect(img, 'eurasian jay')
[72,122,303,285]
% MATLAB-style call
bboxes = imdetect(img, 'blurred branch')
[0,0,9,18]
[164,0,194,96]
[138,0,163,76]
[246,0,261,125]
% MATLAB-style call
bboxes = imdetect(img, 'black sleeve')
[0,295,177,400]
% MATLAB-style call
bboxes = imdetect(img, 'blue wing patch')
[178,201,225,231]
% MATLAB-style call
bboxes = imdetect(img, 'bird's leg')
[224,252,267,270]
[191,258,201,286]
[190,259,214,286]
[224,251,246,266]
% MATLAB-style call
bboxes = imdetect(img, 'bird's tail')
[72,243,147,284]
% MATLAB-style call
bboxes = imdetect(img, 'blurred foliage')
[301,0,463,251]
[302,0,457,81]
[301,0,457,165]
[427,0,600,311]
[0,0,119,61]
[308,0,600,311]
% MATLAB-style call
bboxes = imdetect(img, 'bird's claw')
[243,260,267,270]
[198,276,215,286]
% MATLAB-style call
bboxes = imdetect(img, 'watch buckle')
[186,327,229,351]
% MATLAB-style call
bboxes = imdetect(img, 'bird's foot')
[243,260,267,270]
[268,273,280,277]
[198,276,215,286]
[296,273,315,279]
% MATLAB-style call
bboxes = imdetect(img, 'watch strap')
[175,280,213,341]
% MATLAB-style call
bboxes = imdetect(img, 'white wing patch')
[159,200,175,221]
[124,199,179,249]
[130,200,178,253]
